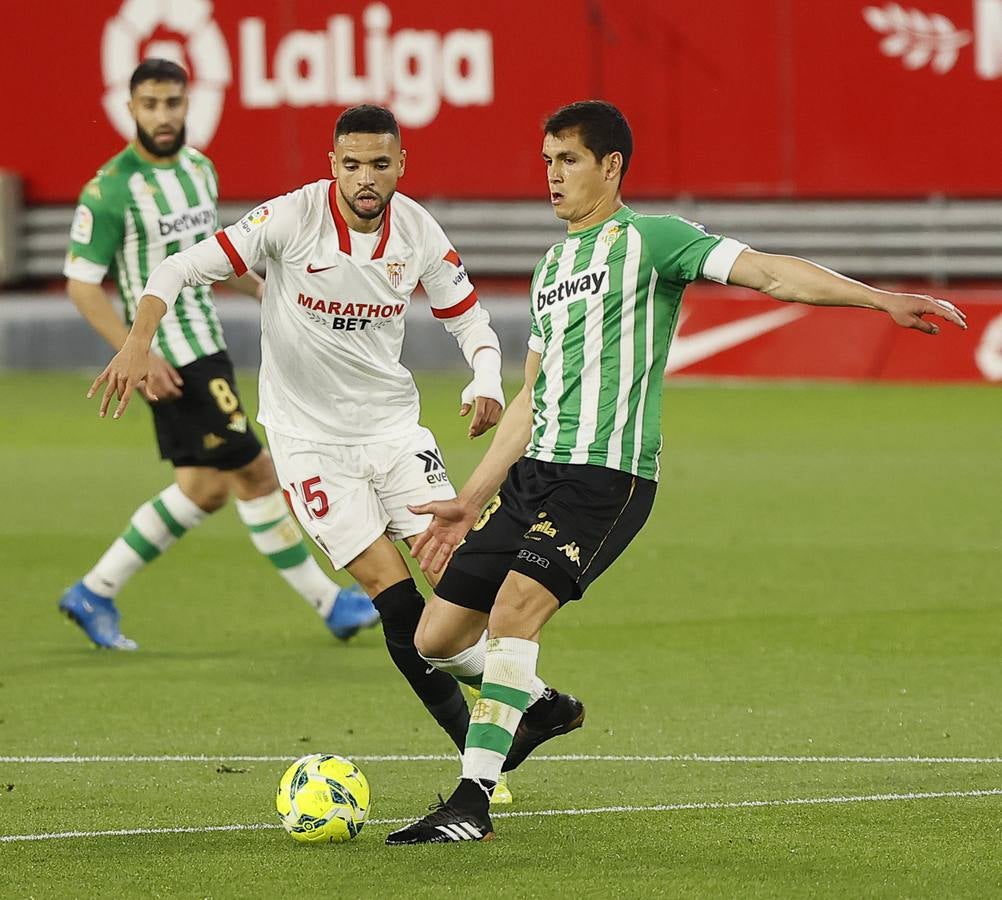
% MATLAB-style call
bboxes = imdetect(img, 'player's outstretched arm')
[69,278,183,401]
[409,350,540,574]
[727,250,967,335]
[87,295,169,419]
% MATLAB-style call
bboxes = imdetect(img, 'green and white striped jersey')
[64,144,226,367]
[526,206,746,481]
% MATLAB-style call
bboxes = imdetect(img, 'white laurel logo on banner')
[863,4,973,73]
[102,0,232,148]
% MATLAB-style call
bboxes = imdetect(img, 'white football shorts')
[266,425,456,569]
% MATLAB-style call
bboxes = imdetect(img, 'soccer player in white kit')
[89,106,507,759]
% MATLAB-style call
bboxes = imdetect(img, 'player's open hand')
[87,341,158,419]
[407,498,481,574]
[460,396,504,439]
[883,293,967,335]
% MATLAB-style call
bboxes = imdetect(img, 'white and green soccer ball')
[276,753,370,843]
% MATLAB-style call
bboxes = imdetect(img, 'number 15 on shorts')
[285,477,329,520]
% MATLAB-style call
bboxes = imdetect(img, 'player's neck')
[335,189,384,234]
[130,140,180,167]
[566,195,623,234]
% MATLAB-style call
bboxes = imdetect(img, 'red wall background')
[6,1,1002,202]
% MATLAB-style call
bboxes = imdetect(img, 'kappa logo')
[203,433,226,450]
[226,413,248,433]
[517,549,550,570]
[557,542,581,566]
[536,265,609,312]
[100,0,232,148]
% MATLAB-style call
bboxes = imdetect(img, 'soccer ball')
[276,753,370,843]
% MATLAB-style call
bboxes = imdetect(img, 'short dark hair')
[334,105,400,141]
[544,100,633,180]
[129,58,189,93]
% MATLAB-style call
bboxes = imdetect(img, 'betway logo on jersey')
[536,266,609,312]
[158,205,216,239]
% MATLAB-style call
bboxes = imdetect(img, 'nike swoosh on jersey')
[665,306,807,374]
[306,263,338,273]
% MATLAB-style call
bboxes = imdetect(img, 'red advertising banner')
[670,287,1002,382]
[6,1,1002,201]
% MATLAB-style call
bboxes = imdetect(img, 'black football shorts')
[149,350,263,471]
[436,456,656,611]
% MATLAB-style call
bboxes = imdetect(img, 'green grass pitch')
[1,372,1000,898]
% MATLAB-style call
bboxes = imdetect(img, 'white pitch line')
[3,787,1001,844]
[3,753,1002,764]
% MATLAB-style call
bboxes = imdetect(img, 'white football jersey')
[200,182,480,444]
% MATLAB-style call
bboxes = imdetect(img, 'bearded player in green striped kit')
[387,100,968,843]
[59,59,377,649]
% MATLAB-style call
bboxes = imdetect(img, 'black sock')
[372,579,471,752]
[449,777,493,815]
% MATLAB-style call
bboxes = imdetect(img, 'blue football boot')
[58,581,138,650]
[325,584,380,641]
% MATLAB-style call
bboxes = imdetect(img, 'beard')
[342,185,393,220]
[136,123,186,158]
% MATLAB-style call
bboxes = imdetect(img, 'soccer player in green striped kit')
[59,59,377,649]
[386,100,968,843]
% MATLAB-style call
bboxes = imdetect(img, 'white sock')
[235,491,339,616]
[462,636,540,785]
[82,483,207,597]
[423,631,548,703]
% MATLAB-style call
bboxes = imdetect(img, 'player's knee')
[415,597,487,659]
[179,479,229,513]
[488,576,556,639]
[231,450,280,496]
[371,578,424,646]
[414,622,459,661]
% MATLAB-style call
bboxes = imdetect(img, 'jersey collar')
[327,182,392,260]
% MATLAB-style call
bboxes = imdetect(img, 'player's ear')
[398,148,407,178]
[328,150,337,179]
[605,151,623,183]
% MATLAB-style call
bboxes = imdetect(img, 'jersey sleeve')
[62,178,124,284]
[641,216,747,285]
[214,193,297,274]
[418,216,479,320]
[527,257,546,353]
